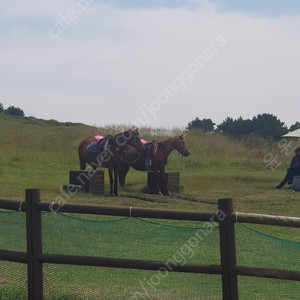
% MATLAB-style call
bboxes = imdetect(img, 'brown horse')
[119,134,190,195]
[78,129,144,196]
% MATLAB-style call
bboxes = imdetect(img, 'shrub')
[186,117,215,131]
[4,105,25,117]
[289,122,300,132]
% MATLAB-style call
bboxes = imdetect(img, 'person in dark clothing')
[276,147,300,189]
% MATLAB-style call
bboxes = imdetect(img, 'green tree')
[217,114,287,140]
[217,117,253,138]
[0,102,3,113]
[289,122,300,132]
[251,113,288,140]
[186,117,215,131]
[4,105,25,117]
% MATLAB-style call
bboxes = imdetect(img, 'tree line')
[1,101,299,140]
[186,114,300,140]
[0,102,25,117]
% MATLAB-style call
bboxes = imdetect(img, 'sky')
[1,0,300,129]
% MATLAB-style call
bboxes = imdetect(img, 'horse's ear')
[134,128,139,135]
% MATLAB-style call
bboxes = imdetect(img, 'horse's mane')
[113,129,136,139]
[160,136,177,146]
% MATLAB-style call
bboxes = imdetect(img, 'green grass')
[0,114,299,299]
[0,287,27,300]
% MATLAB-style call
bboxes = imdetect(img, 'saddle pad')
[87,141,98,153]
[94,135,104,142]
[88,138,110,153]
[141,139,148,145]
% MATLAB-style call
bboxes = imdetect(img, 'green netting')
[0,261,27,300]
[41,213,221,299]
[0,210,300,299]
[238,276,300,300]
[0,211,27,299]
[236,223,300,298]
[42,213,220,264]
[43,265,222,300]
[236,223,300,271]
[0,210,26,252]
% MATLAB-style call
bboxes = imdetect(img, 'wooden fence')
[0,189,300,300]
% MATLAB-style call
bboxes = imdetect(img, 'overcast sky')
[1,0,300,128]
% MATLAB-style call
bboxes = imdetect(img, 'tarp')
[282,128,300,138]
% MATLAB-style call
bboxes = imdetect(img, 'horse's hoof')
[114,193,119,197]
[164,191,171,196]
[157,192,163,196]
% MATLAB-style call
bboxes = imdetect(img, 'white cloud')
[1,1,300,127]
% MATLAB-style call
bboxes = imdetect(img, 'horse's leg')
[153,169,162,195]
[113,167,119,196]
[119,163,124,186]
[119,163,130,187]
[159,167,170,196]
[119,163,127,187]
[108,168,113,195]
[123,164,131,185]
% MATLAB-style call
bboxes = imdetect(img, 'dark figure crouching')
[276,147,300,189]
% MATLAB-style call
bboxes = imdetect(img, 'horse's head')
[130,128,145,151]
[172,134,190,157]
[114,129,145,151]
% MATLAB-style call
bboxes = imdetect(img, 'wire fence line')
[0,189,299,300]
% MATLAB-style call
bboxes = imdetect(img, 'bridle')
[131,132,139,148]
[111,131,142,163]
[120,148,141,164]
[167,136,186,156]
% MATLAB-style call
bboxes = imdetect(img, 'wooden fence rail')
[232,212,300,228]
[0,189,299,300]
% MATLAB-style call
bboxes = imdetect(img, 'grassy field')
[0,114,299,218]
[0,114,300,299]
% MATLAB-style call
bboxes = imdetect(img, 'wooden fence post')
[26,189,43,300]
[218,198,238,300]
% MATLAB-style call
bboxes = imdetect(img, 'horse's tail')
[78,139,88,170]
[79,155,86,170]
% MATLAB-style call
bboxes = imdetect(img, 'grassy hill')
[0,113,299,227]
[1,114,300,299]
